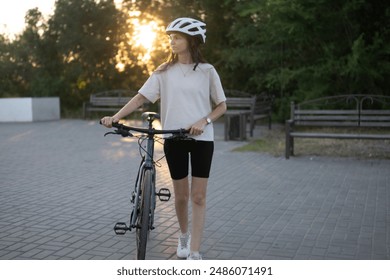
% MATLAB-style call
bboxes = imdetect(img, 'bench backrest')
[226,96,256,111]
[90,90,138,106]
[293,109,360,127]
[360,109,390,127]
[225,90,273,115]
[225,90,254,111]
[291,95,390,128]
[254,94,274,115]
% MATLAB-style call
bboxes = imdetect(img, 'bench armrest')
[286,119,294,127]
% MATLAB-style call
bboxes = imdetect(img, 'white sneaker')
[187,252,202,260]
[177,233,190,259]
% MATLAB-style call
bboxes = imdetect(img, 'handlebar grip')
[99,120,120,128]
[111,122,120,128]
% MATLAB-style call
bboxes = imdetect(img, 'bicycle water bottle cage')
[156,188,171,202]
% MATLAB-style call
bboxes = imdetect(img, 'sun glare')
[131,19,158,52]
[135,23,157,51]
[130,19,160,72]
[115,9,168,74]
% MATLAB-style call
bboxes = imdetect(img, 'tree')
[1,0,235,113]
[2,0,387,119]
[44,0,124,109]
[0,8,48,98]
[128,0,236,70]
[0,34,20,97]
[225,0,390,120]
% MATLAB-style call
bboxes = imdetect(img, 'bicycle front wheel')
[136,169,152,260]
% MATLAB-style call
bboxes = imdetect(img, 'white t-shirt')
[139,62,226,141]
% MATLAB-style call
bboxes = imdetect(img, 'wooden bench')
[224,90,273,140]
[83,90,142,118]
[252,94,274,132]
[285,94,390,159]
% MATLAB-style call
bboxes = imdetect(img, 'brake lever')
[104,129,133,137]
[104,131,118,137]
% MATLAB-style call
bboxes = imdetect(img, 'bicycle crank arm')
[156,188,171,202]
[114,222,130,235]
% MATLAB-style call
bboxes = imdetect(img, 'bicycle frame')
[129,120,157,231]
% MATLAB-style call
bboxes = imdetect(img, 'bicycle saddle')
[142,112,160,122]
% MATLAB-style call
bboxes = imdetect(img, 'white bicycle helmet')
[166,17,206,43]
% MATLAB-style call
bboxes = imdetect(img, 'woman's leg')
[190,176,208,252]
[173,177,190,234]
[164,139,190,234]
[188,141,213,255]
[173,177,191,258]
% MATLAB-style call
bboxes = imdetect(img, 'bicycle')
[101,112,189,260]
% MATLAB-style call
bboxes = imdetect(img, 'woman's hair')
[156,33,207,72]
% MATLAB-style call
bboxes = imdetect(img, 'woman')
[101,17,227,260]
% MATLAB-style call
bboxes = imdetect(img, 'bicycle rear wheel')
[136,169,152,260]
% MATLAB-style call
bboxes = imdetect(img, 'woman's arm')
[207,101,227,123]
[100,93,148,127]
[189,101,227,136]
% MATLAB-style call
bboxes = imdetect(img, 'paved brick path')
[0,120,389,260]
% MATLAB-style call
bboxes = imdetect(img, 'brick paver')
[0,120,389,260]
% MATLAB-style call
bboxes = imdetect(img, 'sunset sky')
[0,0,55,37]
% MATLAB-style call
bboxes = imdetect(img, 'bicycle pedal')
[156,188,171,202]
[114,222,129,235]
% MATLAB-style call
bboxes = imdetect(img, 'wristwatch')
[206,117,212,125]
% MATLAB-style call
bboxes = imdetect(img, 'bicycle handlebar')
[113,122,189,135]
[100,121,190,137]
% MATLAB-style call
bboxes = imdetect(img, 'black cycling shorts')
[163,139,214,180]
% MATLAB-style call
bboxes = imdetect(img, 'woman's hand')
[100,116,119,128]
[189,118,208,136]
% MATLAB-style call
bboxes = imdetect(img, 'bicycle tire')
[136,169,152,260]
